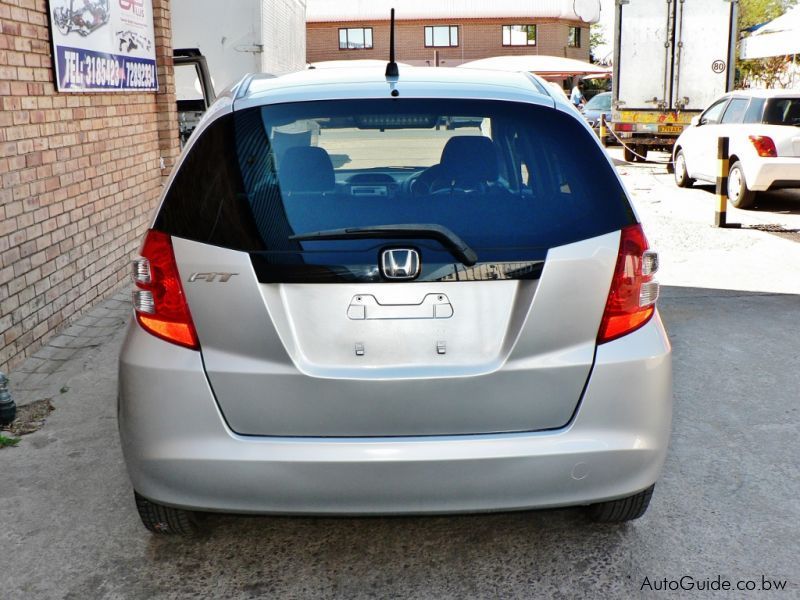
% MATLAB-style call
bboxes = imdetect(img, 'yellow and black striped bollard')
[714,137,741,229]
[715,137,729,228]
[599,114,607,148]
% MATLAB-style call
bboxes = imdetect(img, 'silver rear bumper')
[118,313,672,515]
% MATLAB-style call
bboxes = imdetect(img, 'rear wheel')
[623,145,636,162]
[673,149,693,188]
[587,484,655,523]
[134,491,198,535]
[728,161,756,209]
[634,146,648,162]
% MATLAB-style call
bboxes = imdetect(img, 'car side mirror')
[691,116,701,127]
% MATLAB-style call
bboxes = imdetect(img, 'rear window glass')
[156,99,634,282]
[585,93,611,111]
[763,98,800,126]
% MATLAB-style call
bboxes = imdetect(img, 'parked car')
[119,65,672,534]
[673,90,800,208]
[581,91,614,144]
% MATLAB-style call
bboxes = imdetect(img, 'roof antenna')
[385,8,399,77]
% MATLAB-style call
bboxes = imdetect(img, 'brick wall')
[308,19,590,66]
[0,0,179,372]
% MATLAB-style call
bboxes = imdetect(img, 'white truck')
[171,0,307,143]
[611,0,738,163]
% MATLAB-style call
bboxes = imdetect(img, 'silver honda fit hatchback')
[118,67,672,534]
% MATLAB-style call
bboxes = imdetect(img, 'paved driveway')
[1,158,798,599]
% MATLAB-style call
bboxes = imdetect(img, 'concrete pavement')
[5,289,130,408]
[609,148,800,295]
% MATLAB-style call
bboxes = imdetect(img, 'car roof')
[726,89,800,99]
[233,66,559,111]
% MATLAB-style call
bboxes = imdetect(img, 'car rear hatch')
[153,98,637,437]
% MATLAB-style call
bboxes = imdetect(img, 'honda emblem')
[380,248,421,280]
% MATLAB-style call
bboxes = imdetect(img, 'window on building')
[568,26,582,48]
[502,25,536,46]
[425,25,459,47]
[339,28,373,50]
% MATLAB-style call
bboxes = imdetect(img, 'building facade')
[0,0,179,372]
[306,0,597,67]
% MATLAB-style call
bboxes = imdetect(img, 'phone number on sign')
[82,54,123,87]
[61,49,156,89]
[125,61,156,89]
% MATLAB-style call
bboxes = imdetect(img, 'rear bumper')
[118,314,672,515]
[746,158,800,191]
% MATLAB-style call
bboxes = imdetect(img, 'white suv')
[673,90,800,208]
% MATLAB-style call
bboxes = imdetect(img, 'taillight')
[598,224,659,344]
[132,230,199,350]
[614,123,634,132]
[749,135,777,157]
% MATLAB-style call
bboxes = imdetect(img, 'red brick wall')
[0,0,179,371]
[308,19,590,66]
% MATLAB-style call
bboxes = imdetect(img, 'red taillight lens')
[598,224,659,344]
[749,135,777,157]
[614,123,634,132]
[132,230,199,350]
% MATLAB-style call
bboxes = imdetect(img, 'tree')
[739,0,792,30]
[589,24,608,64]
[737,0,799,88]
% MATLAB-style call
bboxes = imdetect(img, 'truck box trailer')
[612,0,738,162]
[170,0,306,144]
[172,0,307,93]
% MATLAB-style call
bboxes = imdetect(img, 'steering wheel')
[404,165,442,197]
[429,174,491,195]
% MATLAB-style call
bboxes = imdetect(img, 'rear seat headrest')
[439,136,499,183]
[278,146,335,193]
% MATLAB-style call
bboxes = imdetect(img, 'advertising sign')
[47,0,158,92]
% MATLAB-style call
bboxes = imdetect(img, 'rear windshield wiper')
[289,224,478,267]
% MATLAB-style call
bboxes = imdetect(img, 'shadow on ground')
[690,184,800,215]
[1,286,798,599]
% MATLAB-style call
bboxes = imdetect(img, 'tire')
[587,484,655,523]
[727,161,756,209]
[134,491,198,535]
[673,149,693,188]
[634,146,648,162]
[623,145,636,162]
